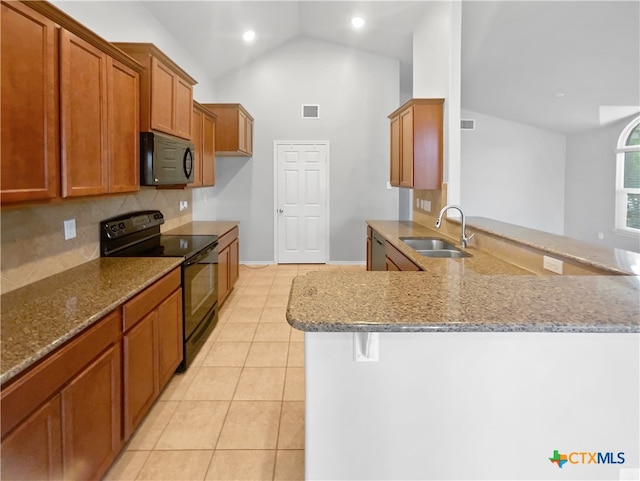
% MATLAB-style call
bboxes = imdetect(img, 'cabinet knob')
[278,209,284,213]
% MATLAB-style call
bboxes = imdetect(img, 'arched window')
[616,117,640,233]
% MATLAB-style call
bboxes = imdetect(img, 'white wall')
[460,109,566,235]
[193,37,400,263]
[306,331,639,480]
[413,1,462,206]
[565,115,640,252]
[51,1,215,99]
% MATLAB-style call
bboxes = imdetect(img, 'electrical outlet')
[597,232,604,240]
[179,200,188,211]
[63,219,76,240]
[543,255,563,274]
[386,181,392,190]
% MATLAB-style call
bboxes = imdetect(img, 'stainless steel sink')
[399,237,472,258]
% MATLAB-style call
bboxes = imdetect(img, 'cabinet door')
[229,238,239,288]
[108,58,139,193]
[202,112,216,186]
[1,395,63,481]
[60,29,109,198]
[191,106,203,186]
[123,311,158,441]
[174,77,193,140]
[238,110,247,154]
[218,246,230,305]
[400,107,414,188]
[61,344,122,481]
[245,117,253,156]
[1,1,58,203]
[385,258,400,271]
[389,115,400,187]
[157,289,183,390]
[386,243,421,272]
[150,57,175,135]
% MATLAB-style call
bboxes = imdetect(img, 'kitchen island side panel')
[305,331,639,481]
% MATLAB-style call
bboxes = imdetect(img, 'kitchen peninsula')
[287,220,640,481]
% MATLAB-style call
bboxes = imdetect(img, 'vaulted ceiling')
[135,1,639,135]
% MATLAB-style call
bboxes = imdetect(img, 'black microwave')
[140,132,195,186]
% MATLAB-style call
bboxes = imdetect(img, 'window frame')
[615,116,640,235]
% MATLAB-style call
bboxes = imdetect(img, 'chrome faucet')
[435,204,475,248]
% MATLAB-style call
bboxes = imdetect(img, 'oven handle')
[184,243,217,267]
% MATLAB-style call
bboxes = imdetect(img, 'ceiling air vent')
[461,119,476,130]
[302,104,320,119]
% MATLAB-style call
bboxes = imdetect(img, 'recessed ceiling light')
[351,17,365,29]
[243,30,256,42]
[553,92,566,98]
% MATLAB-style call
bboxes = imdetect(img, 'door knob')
[278,209,284,213]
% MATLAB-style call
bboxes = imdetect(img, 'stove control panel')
[101,211,165,239]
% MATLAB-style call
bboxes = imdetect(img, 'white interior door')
[275,142,328,263]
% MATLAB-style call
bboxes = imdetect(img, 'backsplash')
[1,188,192,294]
[412,184,448,227]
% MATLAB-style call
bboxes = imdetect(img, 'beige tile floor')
[105,263,364,481]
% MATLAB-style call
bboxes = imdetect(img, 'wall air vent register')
[302,104,320,119]
[461,119,476,130]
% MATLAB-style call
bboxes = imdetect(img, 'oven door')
[183,242,218,341]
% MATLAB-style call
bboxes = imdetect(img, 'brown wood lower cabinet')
[0,395,63,480]
[366,226,373,271]
[0,267,183,480]
[122,269,182,440]
[0,310,122,481]
[385,242,421,272]
[61,345,121,480]
[218,227,240,306]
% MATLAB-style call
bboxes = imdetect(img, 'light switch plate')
[63,219,76,240]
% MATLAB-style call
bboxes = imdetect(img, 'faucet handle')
[461,232,475,248]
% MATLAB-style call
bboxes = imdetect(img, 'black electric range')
[100,210,219,370]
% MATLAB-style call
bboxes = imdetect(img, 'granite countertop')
[366,220,530,275]
[163,220,239,237]
[1,257,183,385]
[286,220,640,333]
[466,216,640,275]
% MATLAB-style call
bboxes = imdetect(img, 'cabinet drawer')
[385,243,421,272]
[1,310,121,438]
[218,226,239,251]
[122,268,181,332]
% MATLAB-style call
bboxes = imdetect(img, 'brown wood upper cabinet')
[203,104,254,157]
[191,101,217,187]
[1,1,141,204]
[1,1,58,204]
[113,43,197,141]
[388,98,444,190]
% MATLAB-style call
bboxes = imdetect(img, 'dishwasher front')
[371,230,386,271]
